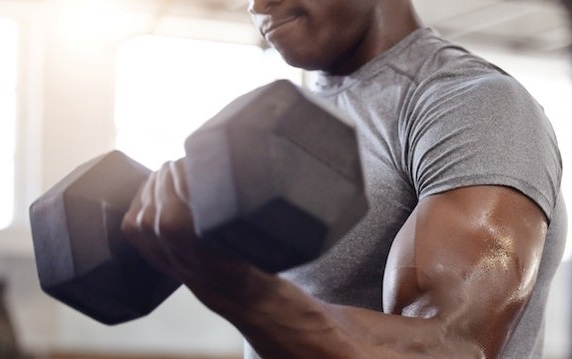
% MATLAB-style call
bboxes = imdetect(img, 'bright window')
[115,35,302,170]
[0,19,18,230]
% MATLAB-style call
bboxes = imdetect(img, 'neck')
[326,1,422,76]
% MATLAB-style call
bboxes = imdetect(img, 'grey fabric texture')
[244,28,566,358]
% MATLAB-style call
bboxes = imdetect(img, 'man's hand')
[120,159,271,311]
[121,160,200,280]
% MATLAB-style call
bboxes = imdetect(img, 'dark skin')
[122,0,549,357]
[248,0,420,74]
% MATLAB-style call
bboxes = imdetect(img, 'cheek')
[265,18,326,69]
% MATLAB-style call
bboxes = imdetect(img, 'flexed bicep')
[383,185,547,357]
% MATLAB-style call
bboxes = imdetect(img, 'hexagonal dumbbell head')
[184,80,368,273]
[30,151,181,325]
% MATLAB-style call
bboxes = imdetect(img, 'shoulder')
[417,62,526,104]
[406,63,547,134]
[400,60,562,220]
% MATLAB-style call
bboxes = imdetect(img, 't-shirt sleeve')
[404,70,562,220]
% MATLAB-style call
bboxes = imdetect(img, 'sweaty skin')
[122,162,547,358]
[122,0,551,357]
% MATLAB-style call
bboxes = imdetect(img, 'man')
[122,0,567,358]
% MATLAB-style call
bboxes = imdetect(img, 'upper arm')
[383,185,548,357]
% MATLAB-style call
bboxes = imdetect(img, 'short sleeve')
[404,70,562,220]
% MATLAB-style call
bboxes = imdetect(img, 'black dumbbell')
[29,80,368,325]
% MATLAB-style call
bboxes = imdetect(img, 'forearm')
[184,269,482,359]
[180,264,357,358]
[228,277,361,359]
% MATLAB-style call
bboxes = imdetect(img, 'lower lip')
[265,16,301,42]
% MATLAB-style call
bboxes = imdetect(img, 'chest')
[282,93,418,310]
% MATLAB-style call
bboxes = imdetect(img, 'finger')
[136,172,158,234]
[171,159,191,204]
[122,175,148,235]
[122,171,158,235]
[122,170,177,276]
[154,161,203,274]
[154,161,194,235]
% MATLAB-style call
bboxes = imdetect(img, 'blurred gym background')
[0,0,570,358]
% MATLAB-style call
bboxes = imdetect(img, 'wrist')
[178,243,281,315]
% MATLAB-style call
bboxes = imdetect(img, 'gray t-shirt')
[245,28,566,359]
